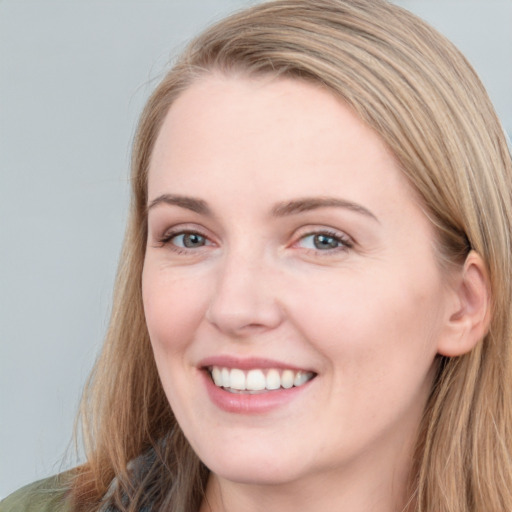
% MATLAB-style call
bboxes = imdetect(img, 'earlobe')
[437,251,492,357]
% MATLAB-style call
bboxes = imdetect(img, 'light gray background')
[1,0,511,499]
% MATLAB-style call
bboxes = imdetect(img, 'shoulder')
[0,473,74,512]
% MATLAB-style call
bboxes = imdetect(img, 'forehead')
[151,75,397,182]
[147,74,421,226]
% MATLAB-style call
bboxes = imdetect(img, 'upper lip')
[198,355,316,373]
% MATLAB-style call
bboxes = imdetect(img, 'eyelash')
[293,229,353,254]
[155,228,353,255]
[156,229,212,253]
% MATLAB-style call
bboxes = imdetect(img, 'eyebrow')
[147,194,211,215]
[147,194,378,222]
[272,197,379,222]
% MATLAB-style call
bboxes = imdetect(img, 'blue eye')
[170,232,208,248]
[298,232,350,251]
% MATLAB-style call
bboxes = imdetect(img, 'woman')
[3,0,512,511]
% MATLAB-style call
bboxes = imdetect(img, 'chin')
[198,445,308,486]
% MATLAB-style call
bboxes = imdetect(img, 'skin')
[142,74,471,512]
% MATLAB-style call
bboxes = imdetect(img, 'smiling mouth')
[207,366,316,394]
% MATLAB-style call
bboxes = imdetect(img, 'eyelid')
[151,222,354,256]
[291,226,354,252]
[153,223,216,249]
[169,232,213,248]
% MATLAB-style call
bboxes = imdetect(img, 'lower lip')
[201,371,313,414]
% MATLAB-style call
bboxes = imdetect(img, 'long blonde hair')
[74,1,512,510]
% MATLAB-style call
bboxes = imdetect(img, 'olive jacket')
[0,474,73,512]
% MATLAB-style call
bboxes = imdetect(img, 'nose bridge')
[206,239,283,335]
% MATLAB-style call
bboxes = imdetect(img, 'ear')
[437,251,492,357]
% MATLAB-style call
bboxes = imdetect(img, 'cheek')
[142,266,209,355]
[141,265,213,421]
[286,266,444,382]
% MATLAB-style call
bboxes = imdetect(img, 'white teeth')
[246,369,266,391]
[212,367,223,386]
[209,366,314,392]
[294,371,309,387]
[230,369,246,390]
[221,367,230,388]
[266,369,281,390]
[281,369,294,389]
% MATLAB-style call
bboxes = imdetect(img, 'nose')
[205,249,284,337]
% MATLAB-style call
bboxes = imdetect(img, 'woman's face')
[142,75,455,488]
